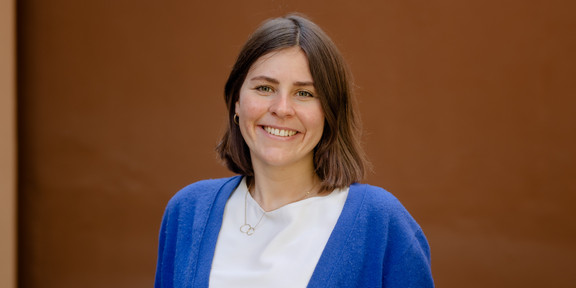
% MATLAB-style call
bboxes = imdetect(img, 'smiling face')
[235,46,325,172]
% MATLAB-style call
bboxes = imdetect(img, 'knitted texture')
[155,176,434,287]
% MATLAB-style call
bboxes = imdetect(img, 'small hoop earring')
[233,113,239,125]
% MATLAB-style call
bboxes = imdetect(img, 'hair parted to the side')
[216,13,370,191]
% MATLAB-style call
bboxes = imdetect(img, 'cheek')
[236,84,255,114]
[302,106,325,143]
[238,102,260,121]
[238,97,268,121]
[309,105,325,131]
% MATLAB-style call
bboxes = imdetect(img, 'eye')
[297,90,314,98]
[255,85,273,93]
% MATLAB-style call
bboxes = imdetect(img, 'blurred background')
[1,0,575,287]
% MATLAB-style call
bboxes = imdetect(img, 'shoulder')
[166,176,242,211]
[348,183,424,238]
[349,183,407,215]
[348,183,433,285]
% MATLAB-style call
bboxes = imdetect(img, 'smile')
[263,126,298,137]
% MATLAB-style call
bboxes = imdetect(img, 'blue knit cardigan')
[155,176,434,287]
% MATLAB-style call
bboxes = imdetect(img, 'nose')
[269,91,295,118]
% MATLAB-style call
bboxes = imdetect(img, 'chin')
[257,154,312,169]
[261,158,295,167]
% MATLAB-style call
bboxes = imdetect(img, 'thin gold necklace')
[239,180,319,236]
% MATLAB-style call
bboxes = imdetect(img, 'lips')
[263,126,298,137]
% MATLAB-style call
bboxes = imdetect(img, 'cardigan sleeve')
[154,180,210,288]
[360,184,434,287]
[154,196,179,288]
[382,228,434,287]
[361,184,434,287]
[154,177,241,288]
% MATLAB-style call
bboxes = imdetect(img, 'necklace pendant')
[240,224,256,236]
[240,224,250,233]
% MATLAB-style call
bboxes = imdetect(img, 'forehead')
[247,47,312,79]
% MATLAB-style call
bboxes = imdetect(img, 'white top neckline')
[246,180,342,213]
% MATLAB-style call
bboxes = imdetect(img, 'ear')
[235,101,240,115]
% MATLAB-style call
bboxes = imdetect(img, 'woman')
[155,14,434,287]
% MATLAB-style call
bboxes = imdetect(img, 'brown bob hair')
[217,13,369,191]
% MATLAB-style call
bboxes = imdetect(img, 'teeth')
[264,126,297,137]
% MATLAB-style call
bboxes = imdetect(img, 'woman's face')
[235,46,325,171]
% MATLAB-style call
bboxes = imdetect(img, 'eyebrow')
[250,75,314,87]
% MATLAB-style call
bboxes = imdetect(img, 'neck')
[249,164,319,212]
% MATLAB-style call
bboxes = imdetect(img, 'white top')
[209,177,349,288]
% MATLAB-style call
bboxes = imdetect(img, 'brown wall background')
[18,0,576,287]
